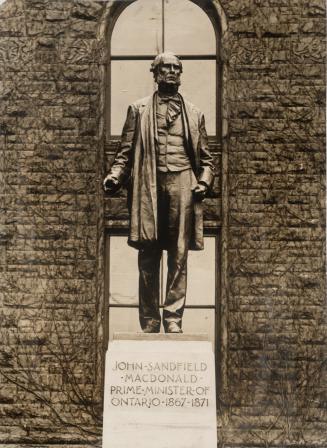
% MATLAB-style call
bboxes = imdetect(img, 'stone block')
[103,335,217,448]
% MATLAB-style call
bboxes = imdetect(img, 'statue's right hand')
[103,174,121,194]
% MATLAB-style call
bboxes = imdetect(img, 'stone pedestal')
[102,333,217,448]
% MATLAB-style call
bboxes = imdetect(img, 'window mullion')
[162,0,165,52]
[160,258,164,306]
[110,55,217,61]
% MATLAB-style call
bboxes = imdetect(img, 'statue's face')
[155,55,182,87]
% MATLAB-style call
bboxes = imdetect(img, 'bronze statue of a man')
[104,52,214,333]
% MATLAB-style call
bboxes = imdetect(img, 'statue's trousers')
[138,169,197,331]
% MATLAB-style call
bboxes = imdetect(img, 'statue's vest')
[156,99,191,172]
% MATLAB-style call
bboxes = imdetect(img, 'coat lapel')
[139,94,158,241]
[140,96,152,148]
[182,99,199,156]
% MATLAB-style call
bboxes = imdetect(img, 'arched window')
[107,0,220,138]
[104,0,223,353]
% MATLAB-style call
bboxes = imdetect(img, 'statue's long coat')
[110,92,215,251]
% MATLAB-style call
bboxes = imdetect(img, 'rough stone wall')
[219,0,326,446]
[0,0,106,444]
[0,0,325,447]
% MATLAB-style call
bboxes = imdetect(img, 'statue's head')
[150,52,182,88]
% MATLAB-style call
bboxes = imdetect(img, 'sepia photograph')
[0,0,326,447]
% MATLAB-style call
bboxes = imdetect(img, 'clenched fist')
[103,174,121,194]
[192,182,208,201]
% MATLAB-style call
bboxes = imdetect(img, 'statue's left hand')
[103,174,121,194]
[192,183,208,201]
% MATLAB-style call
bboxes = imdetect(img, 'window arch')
[103,0,224,357]
[106,0,222,139]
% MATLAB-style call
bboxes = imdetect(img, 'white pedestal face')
[103,336,217,448]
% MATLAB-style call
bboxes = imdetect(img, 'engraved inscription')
[109,360,212,408]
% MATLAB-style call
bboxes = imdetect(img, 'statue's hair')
[150,52,183,73]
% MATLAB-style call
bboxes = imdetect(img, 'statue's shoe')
[142,324,160,333]
[165,322,183,333]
